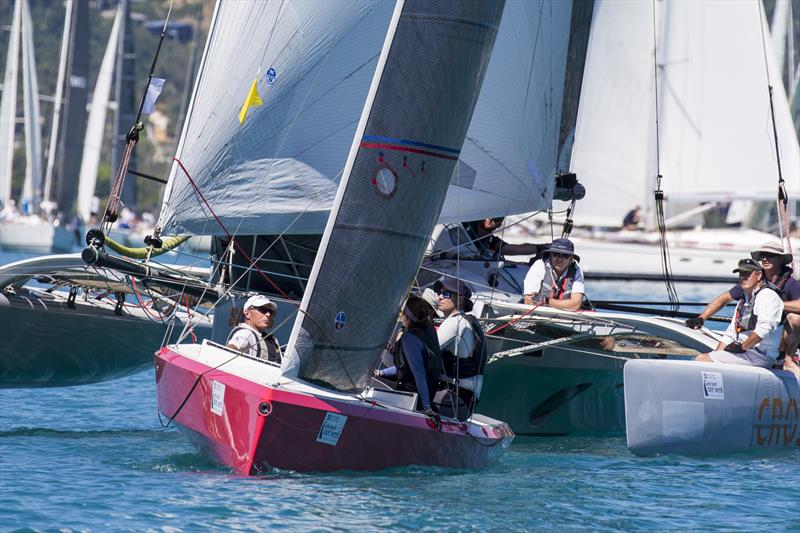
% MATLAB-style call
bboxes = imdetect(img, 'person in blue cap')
[522,238,585,312]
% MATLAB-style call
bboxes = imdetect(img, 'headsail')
[20,0,43,205]
[280,0,504,391]
[159,0,576,236]
[0,0,22,206]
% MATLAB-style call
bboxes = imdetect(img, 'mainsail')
[77,5,122,223]
[570,0,800,227]
[280,0,504,391]
[55,0,90,219]
[159,0,577,237]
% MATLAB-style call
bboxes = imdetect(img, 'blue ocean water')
[1,249,798,531]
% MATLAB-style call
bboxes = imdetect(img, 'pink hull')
[156,347,513,474]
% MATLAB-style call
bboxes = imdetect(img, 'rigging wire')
[651,0,679,313]
[757,1,796,279]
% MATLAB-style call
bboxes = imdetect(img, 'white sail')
[43,0,74,203]
[0,0,22,206]
[571,0,800,227]
[159,0,575,237]
[77,5,122,223]
[20,0,43,205]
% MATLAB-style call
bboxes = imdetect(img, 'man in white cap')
[695,258,784,368]
[686,242,799,374]
[226,294,282,362]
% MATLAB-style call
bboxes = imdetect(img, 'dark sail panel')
[56,0,90,219]
[283,0,505,391]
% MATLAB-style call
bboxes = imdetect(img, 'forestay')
[570,0,800,227]
[280,0,504,391]
[158,0,574,237]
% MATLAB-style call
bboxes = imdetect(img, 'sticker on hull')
[317,412,347,446]
[211,380,226,415]
[702,371,724,400]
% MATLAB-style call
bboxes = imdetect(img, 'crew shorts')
[708,348,776,369]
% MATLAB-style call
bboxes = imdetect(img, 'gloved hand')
[422,407,441,430]
[724,341,745,353]
[685,316,704,329]
[372,369,382,378]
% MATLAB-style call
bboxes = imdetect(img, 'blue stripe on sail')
[360,135,461,155]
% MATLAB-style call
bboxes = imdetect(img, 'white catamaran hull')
[624,359,800,456]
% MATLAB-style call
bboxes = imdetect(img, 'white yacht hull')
[0,219,76,253]
[624,359,800,456]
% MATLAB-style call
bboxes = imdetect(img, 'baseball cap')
[732,258,762,274]
[244,294,277,312]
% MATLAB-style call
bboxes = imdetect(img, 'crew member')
[695,258,784,368]
[226,294,282,363]
[522,237,585,312]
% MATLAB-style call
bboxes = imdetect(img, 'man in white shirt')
[695,258,784,368]
[523,238,585,312]
[226,294,282,362]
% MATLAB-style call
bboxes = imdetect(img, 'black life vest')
[733,282,781,334]
[393,324,444,395]
[228,326,282,363]
[534,259,578,303]
[441,313,487,379]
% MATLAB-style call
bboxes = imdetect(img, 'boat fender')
[258,401,272,416]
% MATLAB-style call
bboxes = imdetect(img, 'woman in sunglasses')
[226,294,282,363]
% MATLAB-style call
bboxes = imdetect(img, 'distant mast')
[110,0,138,212]
[0,0,22,207]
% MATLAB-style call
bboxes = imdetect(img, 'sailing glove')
[685,316,704,329]
[723,341,745,353]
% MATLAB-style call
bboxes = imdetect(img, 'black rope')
[159,351,241,429]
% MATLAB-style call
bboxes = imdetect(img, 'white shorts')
[708,348,776,369]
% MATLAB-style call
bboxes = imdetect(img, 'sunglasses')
[251,305,274,314]
[551,252,571,259]
[757,254,778,263]
[438,290,453,300]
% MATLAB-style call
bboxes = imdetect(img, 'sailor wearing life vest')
[226,294,282,363]
[695,258,784,368]
[522,238,585,312]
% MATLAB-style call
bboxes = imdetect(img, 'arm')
[498,241,546,257]
[699,291,734,320]
[547,292,583,312]
[523,260,545,304]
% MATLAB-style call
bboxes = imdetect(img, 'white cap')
[244,294,277,312]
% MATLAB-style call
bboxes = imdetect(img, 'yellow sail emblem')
[238,77,263,125]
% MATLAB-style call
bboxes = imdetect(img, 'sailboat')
[0,0,76,253]
[0,4,214,388]
[155,0,514,474]
[525,0,800,282]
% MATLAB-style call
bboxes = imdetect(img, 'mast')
[43,0,73,204]
[54,0,90,220]
[0,0,22,207]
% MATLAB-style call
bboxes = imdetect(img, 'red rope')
[185,294,197,342]
[173,157,292,300]
[485,302,542,336]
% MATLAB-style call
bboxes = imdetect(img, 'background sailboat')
[513,0,800,282]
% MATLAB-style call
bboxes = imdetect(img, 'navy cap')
[437,277,472,299]
[543,238,579,262]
